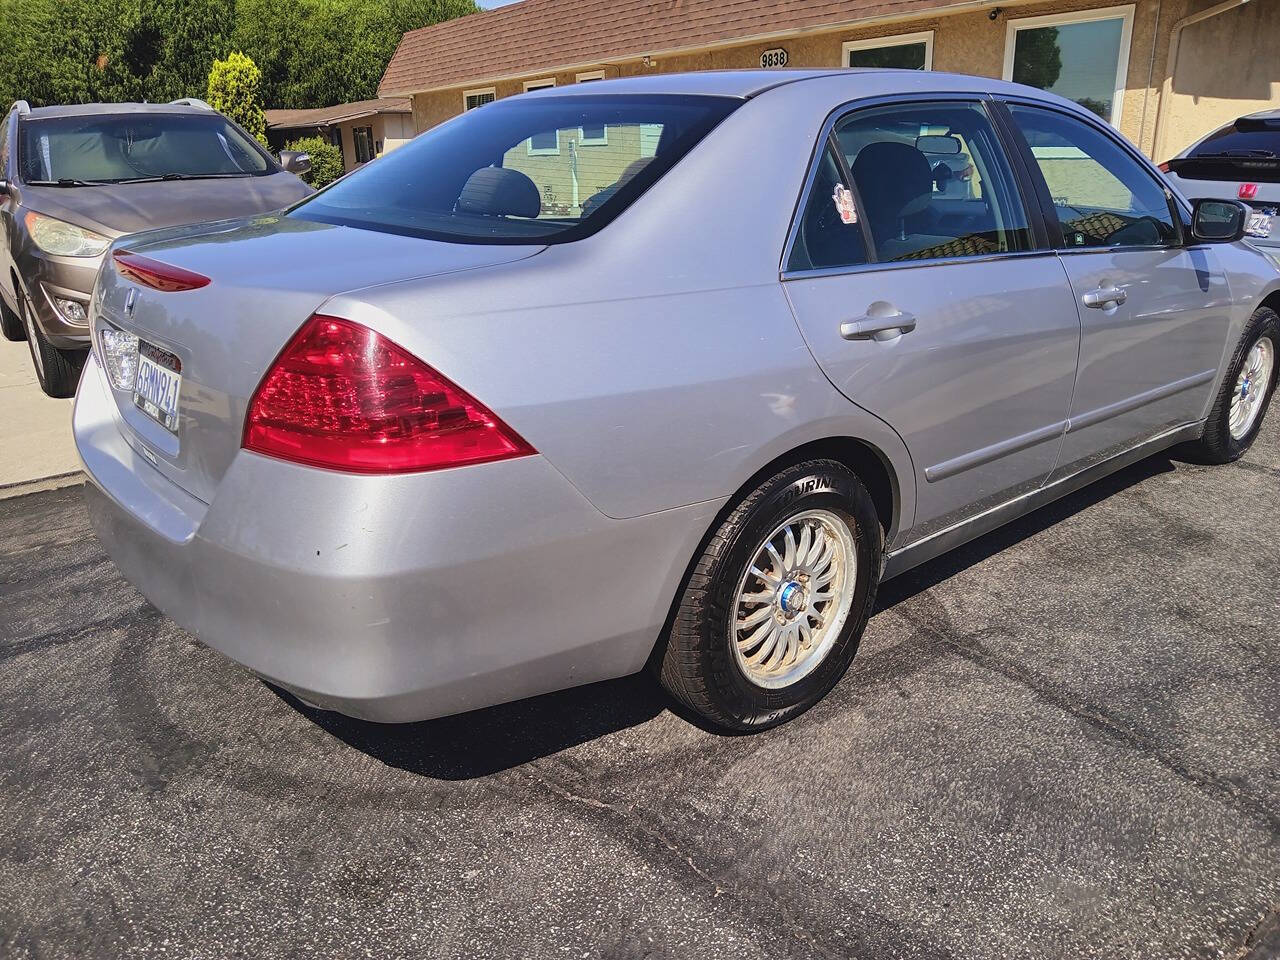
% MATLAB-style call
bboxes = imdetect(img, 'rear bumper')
[74,353,719,722]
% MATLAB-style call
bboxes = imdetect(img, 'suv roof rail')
[13,100,30,116]
[169,97,214,111]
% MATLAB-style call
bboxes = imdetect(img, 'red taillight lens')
[243,315,535,474]
[1157,161,1171,173]
[113,250,210,292]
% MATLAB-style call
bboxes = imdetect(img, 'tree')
[207,51,268,145]
[283,134,344,187]
[1010,27,1063,92]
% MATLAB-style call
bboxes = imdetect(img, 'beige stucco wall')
[1155,0,1280,159]
[331,113,414,172]
[408,0,1277,160]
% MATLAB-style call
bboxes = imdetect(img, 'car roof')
[18,102,215,120]
[513,68,1049,101]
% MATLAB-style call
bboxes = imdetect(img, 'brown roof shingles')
[379,0,972,95]
[265,98,411,130]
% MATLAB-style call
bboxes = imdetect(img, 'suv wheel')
[0,295,24,342]
[20,290,85,398]
[656,459,882,731]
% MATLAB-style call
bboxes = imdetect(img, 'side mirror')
[1190,198,1247,243]
[0,179,10,197]
[279,151,312,177]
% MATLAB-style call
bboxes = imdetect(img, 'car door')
[784,97,1081,542]
[1001,101,1234,477]
[0,108,15,311]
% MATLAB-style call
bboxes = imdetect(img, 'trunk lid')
[93,214,543,504]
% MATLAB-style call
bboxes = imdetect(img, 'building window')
[523,79,559,154]
[327,127,344,165]
[353,126,374,164]
[842,31,933,70]
[575,71,608,145]
[463,87,496,111]
[1002,5,1135,125]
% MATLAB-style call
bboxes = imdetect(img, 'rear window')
[289,94,740,244]
[18,112,275,184]
[1188,119,1280,159]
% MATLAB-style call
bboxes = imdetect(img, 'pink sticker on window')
[832,183,858,225]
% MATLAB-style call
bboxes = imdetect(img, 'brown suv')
[0,98,313,396]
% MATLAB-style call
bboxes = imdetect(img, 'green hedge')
[283,135,345,189]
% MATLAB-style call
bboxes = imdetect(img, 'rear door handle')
[840,311,917,341]
[1081,286,1127,309]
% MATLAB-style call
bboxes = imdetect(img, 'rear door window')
[833,100,1032,262]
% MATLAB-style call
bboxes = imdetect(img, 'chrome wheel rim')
[1229,336,1274,441]
[730,508,857,690]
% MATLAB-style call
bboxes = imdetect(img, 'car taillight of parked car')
[243,315,535,474]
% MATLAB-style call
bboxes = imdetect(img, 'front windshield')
[18,112,274,184]
[290,93,740,244]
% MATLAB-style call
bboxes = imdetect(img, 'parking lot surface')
[1,417,1278,959]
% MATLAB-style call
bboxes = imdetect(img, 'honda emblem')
[1239,183,1259,200]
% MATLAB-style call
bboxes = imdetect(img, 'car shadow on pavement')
[286,453,1177,780]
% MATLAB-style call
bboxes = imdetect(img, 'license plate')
[133,340,183,433]
[1247,209,1275,239]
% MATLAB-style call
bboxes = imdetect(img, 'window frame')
[462,87,497,112]
[352,125,375,164]
[993,96,1189,255]
[1000,5,1135,127]
[842,31,935,71]
[781,93,1053,280]
[522,79,561,155]
[575,72,609,144]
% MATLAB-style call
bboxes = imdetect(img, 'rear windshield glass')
[1188,122,1280,158]
[18,112,275,185]
[289,93,740,244]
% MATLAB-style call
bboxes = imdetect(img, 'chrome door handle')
[1081,286,1127,309]
[840,311,917,341]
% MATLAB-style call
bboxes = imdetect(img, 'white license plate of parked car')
[133,341,183,433]
[1248,209,1275,239]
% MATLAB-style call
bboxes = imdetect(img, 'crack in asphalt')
[892,601,1280,837]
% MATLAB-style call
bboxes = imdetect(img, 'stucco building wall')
[408,0,1276,160]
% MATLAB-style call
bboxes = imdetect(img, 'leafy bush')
[207,51,268,146]
[283,135,345,188]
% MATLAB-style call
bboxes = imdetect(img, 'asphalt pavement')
[1,415,1278,959]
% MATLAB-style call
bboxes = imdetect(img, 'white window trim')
[842,31,934,70]
[1001,4,1135,127]
[573,72,609,145]
[462,87,495,111]
[523,78,557,92]
[521,79,560,154]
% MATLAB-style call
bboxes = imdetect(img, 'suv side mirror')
[1190,198,1248,243]
[0,179,10,197]
[279,151,312,177]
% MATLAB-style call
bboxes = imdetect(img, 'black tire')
[657,459,882,732]
[20,291,86,398]
[1185,305,1279,464]
[0,295,24,342]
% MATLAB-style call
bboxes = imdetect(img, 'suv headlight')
[24,211,110,258]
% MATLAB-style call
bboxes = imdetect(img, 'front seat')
[851,141,951,260]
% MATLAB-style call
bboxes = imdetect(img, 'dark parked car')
[0,98,313,396]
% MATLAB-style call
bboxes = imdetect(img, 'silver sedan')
[75,70,1280,731]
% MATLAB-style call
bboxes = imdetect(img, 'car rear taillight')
[113,250,210,292]
[243,315,535,474]
[1157,161,1171,173]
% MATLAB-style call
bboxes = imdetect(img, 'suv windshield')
[290,93,740,243]
[18,112,275,184]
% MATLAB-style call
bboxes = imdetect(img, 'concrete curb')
[0,471,84,501]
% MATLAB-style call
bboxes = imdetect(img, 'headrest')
[852,141,935,223]
[457,166,541,218]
